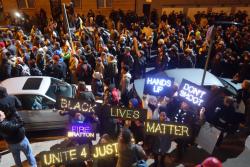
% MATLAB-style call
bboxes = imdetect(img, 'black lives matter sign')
[143,73,174,97]
[178,79,209,107]
[109,106,147,121]
[144,121,190,138]
[56,96,99,114]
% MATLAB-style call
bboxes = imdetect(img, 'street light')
[15,12,21,18]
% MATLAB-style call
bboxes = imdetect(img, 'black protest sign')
[56,96,98,114]
[144,120,191,138]
[67,123,97,139]
[92,143,118,159]
[178,79,209,107]
[143,73,174,97]
[109,106,147,121]
[40,145,89,167]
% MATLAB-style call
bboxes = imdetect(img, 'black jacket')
[0,112,25,144]
[0,87,22,118]
[78,91,96,103]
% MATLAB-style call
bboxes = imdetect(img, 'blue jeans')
[8,136,37,167]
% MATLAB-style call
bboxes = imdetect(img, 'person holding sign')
[173,102,197,160]
[151,111,172,167]
[116,128,147,167]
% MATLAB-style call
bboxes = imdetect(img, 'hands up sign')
[178,79,209,107]
[143,73,174,97]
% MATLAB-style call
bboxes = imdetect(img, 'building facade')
[1,0,250,20]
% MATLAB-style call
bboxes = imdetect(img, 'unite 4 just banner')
[178,79,209,107]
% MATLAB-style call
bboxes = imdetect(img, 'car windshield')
[45,78,73,100]
[218,78,237,96]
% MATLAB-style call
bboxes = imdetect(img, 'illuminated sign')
[67,123,96,139]
[143,73,174,96]
[40,145,89,167]
[56,96,98,114]
[178,79,208,107]
[109,107,147,121]
[144,121,190,138]
[92,143,118,159]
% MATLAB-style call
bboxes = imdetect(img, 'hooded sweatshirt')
[120,72,131,94]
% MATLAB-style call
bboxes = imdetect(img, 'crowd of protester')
[0,8,250,166]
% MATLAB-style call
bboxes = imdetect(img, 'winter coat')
[0,117,25,144]
[0,60,11,81]
[120,72,131,95]
[77,91,96,103]
[76,62,93,84]
[91,78,104,97]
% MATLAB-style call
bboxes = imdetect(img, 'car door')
[15,94,68,131]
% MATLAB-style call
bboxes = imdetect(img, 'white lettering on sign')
[146,77,172,93]
[146,78,171,87]
[60,98,97,113]
[179,83,206,106]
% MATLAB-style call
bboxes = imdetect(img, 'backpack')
[18,64,30,76]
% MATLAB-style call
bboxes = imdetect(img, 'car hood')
[134,68,224,99]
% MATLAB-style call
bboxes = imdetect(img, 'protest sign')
[92,143,118,159]
[109,106,147,121]
[143,73,174,97]
[67,123,96,139]
[40,145,89,167]
[56,96,99,114]
[178,79,209,107]
[144,120,190,138]
[195,122,221,154]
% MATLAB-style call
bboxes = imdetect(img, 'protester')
[0,8,249,166]
[0,110,37,167]
[76,81,95,103]
[116,128,147,167]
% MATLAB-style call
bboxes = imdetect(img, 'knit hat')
[52,55,60,62]
[129,98,139,108]
[196,157,222,167]
[0,41,5,48]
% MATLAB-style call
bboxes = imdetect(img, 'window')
[17,0,35,9]
[97,0,112,8]
[71,0,81,8]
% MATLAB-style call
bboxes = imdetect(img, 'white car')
[0,76,76,131]
[134,68,239,99]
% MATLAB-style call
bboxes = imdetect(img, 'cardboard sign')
[92,143,118,159]
[178,79,209,107]
[195,122,221,154]
[57,96,98,114]
[67,123,96,139]
[144,121,190,138]
[109,106,147,121]
[40,145,89,167]
[143,73,174,97]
